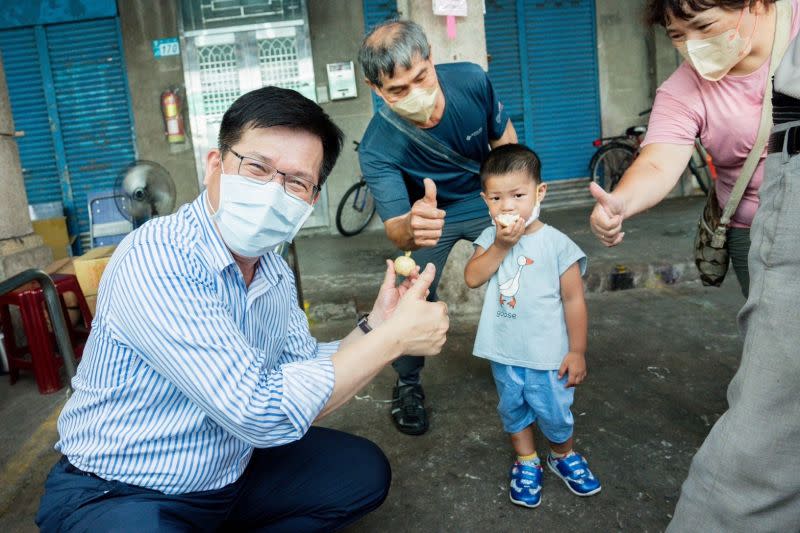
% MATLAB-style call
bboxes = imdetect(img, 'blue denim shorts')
[490,362,574,443]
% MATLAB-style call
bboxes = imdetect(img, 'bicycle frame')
[589,107,717,195]
[693,139,718,180]
[349,141,368,213]
[351,180,369,212]
[592,108,652,149]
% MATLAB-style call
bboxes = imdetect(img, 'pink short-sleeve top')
[642,1,800,228]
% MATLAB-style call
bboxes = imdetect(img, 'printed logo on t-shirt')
[496,255,534,319]
[466,127,483,141]
[496,102,505,125]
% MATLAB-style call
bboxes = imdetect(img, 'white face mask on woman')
[210,162,313,258]
[676,8,759,82]
[390,86,439,123]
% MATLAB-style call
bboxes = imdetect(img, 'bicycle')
[335,141,377,237]
[589,108,717,194]
[275,241,303,309]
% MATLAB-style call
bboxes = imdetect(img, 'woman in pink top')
[589,0,799,297]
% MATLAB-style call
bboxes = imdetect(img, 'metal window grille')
[182,0,303,33]
[258,36,301,91]
[197,43,240,122]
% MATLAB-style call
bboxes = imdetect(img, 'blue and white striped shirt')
[56,193,338,494]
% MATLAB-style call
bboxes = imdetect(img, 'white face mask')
[492,186,544,228]
[676,8,758,82]
[211,164,314,258]
[525,201,541,227]
[390,86,439,123]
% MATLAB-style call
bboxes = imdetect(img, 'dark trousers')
[393,215,491,383]
[36,427,391,532]
[727,227,751,297]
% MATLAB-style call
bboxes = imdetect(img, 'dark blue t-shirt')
[358,62,510,223]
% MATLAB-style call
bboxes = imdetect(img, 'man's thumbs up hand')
[408,178,446,248]
[422,178,438,206]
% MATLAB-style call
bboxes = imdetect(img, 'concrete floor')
[0,284,744,532]
[319,282,744,532]
[0,196,747,532]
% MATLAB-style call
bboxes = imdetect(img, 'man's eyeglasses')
[222,146,321,203]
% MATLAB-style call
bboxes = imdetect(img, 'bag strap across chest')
[718,0,793,231]
[378,104,482,176]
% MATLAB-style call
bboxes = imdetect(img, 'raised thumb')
[405,262,436,299]
[423,178,437,205]
[589,182,621,215]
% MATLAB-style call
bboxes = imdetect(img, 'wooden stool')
[0,274,92,394]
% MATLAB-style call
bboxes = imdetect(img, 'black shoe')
[391,383,429,435]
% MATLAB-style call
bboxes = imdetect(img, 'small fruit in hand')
[496,213,520,227]
[394,251,416,277]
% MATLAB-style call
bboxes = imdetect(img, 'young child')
[464,144,601,508]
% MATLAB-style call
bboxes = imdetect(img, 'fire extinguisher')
[161,87,186,144]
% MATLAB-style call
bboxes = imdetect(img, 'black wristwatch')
[357,313,372,334]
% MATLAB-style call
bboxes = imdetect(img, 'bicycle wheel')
[336,180,376,237]
[590,143,636,192]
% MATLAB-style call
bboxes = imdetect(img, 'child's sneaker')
[509,461,543,508]
[546,452,601,496]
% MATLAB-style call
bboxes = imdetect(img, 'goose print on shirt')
[498,255,534,310]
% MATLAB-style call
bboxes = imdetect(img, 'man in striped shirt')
[36,86,450,532]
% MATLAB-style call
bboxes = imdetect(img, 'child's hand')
[494,216,525,250]
[558,352,587,388]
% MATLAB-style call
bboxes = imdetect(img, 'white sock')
[550,449,573,459]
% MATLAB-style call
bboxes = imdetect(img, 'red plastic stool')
[0,273,92,394]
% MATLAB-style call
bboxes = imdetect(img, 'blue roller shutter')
[46,18,136,240]
[0,28,61,205]
[485,0,601,181]
[363,0,398,30]
[485,0,527,148]
[362,0,399,111]
[524,0,600,181]
[0,17,135,253]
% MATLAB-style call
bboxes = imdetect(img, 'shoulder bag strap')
[719,0,793,227]
[378,105,482,175]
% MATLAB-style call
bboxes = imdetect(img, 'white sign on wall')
[433,0,468,16]
[326,61,357,100]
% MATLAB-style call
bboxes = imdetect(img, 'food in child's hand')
[394,251,416,276]
[496,213,520,228]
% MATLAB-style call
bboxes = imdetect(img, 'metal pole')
[0,269,77,393]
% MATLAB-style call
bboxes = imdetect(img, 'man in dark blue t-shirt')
[358,20,517,435]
